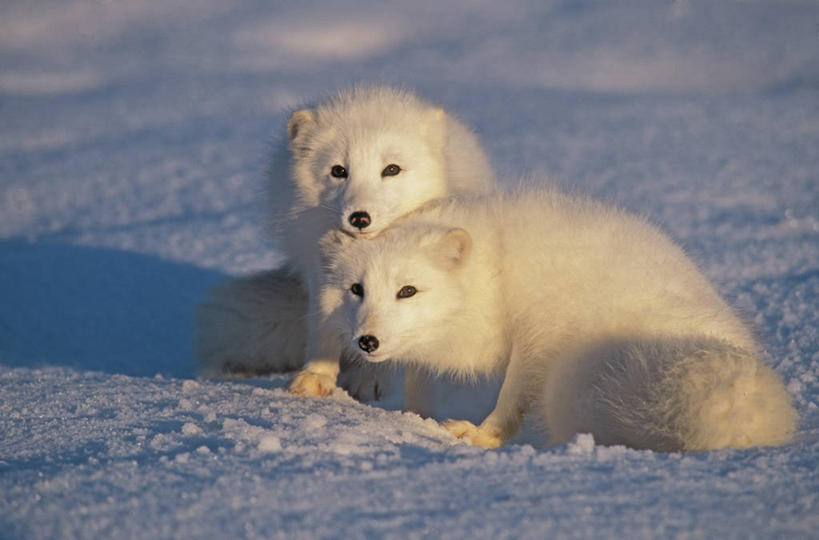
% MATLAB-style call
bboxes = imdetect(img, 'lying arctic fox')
[195,87,494,398]
[318,189,797,451]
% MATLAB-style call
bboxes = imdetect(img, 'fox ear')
[288,109,315,142]
[431,228,472,270]
[422,107,447,152]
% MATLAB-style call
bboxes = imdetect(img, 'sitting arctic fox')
[317,188,797,451]
[195,87,494,399]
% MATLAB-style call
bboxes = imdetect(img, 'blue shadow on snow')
[0,240,224,378]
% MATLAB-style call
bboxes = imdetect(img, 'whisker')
[300,309,324,322]
[318,203,341,213]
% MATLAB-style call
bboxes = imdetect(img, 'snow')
[1,0,817,538]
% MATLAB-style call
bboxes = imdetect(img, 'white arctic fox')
[195,87,494,397]
[318,188,797,451]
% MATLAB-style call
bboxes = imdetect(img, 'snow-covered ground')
[1,1,818,537]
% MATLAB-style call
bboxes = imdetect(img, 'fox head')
[319,224,473,364]
[286,87,449,237]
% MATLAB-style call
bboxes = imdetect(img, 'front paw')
[289,370,336,397]
[338,361,391,402]
[443,419,504,449]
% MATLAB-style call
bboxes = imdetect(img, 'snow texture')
[1,1,818,538]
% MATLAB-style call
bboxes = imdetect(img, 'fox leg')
[289,340,341,397]
[444,346,527,449]
[289,305,341,397]
[404,365,436,418]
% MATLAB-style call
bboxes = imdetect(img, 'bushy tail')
[194,268,308,376]
[541,337,797,452]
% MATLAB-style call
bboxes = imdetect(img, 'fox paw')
[338,362,391,402]
[443,419,504,449]
[289,370,336,397]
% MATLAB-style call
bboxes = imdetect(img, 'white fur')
[194,86,494,395]
[194,267,306,376]
[319,188,798,451]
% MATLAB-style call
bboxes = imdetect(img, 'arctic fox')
[195,87,494,397]
[318,188,797,451]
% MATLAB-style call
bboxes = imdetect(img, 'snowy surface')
[1,1,818,538]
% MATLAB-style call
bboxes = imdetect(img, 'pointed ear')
[430,228,472,270]
[288,109,315,142]
[422,107,447,152]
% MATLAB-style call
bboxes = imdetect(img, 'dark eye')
[396,285,416,299]
[382,164,401,177]
[331,165,348,178]
[350,283,364,297]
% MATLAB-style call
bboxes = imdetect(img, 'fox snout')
[348,211,371,230]
[357,334,379,353]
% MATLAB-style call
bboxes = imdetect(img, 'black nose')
[348,211,371,230]
[358,335,379,353]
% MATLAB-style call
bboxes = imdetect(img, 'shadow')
[0,240,225,377]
